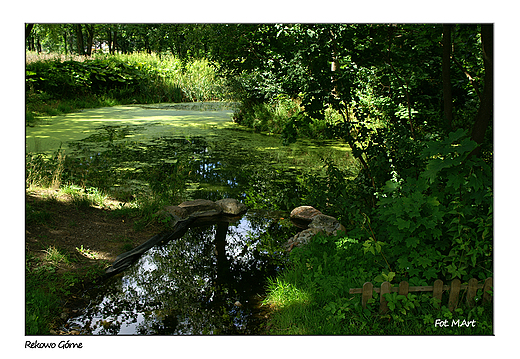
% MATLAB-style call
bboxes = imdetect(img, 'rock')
[308,214,345,236]
[215,198,248,215]
[191,209,223,221]
[178,199,222,216]
[285,211,346,251]
[164,205,188,219]
[285,228,321,252]
[290,206,322,221]
[290,206,322,228]
[155,205,189,227]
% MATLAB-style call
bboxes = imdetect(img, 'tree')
[75,24,85,55]
[211,23,492,199]
[25,24,34,41]
[442,24,453,129]
[85,24,95,56]
[469,24,493,157]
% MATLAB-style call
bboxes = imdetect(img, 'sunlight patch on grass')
[42,246,70,267]
[263,277,312,309]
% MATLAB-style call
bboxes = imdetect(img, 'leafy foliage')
[213,23,492,289]
[264,232,492,335]
[26,23,493,335]
[375,129,492,284]
[26,53,228,117]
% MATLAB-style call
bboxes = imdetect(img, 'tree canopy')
[26,22,493,189]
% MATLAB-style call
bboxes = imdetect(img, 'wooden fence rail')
[349,277,492,314]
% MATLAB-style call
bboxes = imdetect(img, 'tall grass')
[26,150,65,189]
[26,51,230,117]
[25,51,89,64]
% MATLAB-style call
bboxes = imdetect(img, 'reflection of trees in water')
[65,131,303,210]
[70,213,293,335]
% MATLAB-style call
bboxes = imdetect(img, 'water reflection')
[67,211,295,335]
[63,128,303,209]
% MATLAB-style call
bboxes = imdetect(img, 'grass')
[26,247,72,335]
[25,248,106,335]
[262,233,493,335]
[42,246,71,267]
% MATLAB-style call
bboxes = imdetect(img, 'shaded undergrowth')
[262,233,493,335]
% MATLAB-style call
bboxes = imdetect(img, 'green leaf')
[447,128,468,143]
[384,180,400,193]
[386,271,396,282]
[424,266,438,280]
[421,158,446,184]
[405,237,419,249]
[427,196,440,206]
[396,218,411,230]
[455,137,478,155]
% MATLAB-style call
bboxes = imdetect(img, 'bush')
[373,129,493,284]
[264,230,493,335]
[26,52,229,117]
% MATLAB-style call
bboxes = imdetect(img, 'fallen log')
[105,216,196,276]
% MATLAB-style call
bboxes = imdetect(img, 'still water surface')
[67,211,294,335]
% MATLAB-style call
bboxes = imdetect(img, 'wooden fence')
[349,277,492,314]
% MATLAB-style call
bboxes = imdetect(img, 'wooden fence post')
[380,281,391,314]
[483,277,493,304]
[467,277,478,308]
[448,279,461,312]
[399,281,409,296]
[432,279,443,308]
[350,277,492,313]
[362,282,373,309]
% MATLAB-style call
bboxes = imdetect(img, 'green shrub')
[264,230,492,335]
[374,129,492,284]
[26,52,229,117]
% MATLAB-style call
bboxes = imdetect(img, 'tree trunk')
[63,32,68,55]
[85,24,95,56]
[112,30,118,54]
[26,24,35,51]
[470,24,493,157]
[442,24,453,130]
[75,24,85,55]
[25,24,34,40]
[107,28,114,54]
[27,36,35,51]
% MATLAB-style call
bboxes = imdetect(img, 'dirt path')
[25,188,160,279]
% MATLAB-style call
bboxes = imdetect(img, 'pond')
[65,210,294,335]
[26,102,354,334]
[27,102,353,209]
